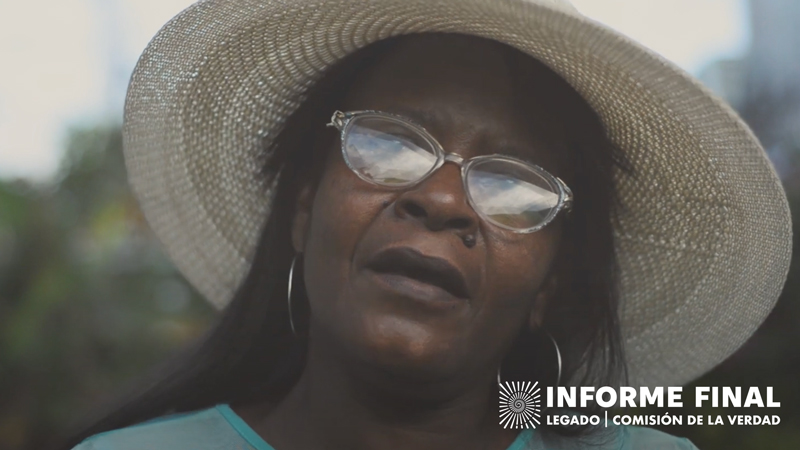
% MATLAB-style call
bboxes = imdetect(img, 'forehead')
[344,35,524,119]
[340,34,574,173]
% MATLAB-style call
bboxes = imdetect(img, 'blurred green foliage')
[0,124,797,450]
[0,126,215,450]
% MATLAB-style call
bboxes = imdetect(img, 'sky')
[0,0,750,182]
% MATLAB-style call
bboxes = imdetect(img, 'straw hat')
[123,0,792,388]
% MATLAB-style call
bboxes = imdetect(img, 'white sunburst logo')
[499,381,541,429]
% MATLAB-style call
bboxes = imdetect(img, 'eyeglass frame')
[326,109,574,234]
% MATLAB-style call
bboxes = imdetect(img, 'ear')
[529,272,557,330]
[291,183,315,254]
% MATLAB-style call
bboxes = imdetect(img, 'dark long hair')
[59,33,630,449]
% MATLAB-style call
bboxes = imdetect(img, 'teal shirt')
[74,404,699,450]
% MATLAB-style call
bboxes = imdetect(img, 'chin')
[352,313,462,379]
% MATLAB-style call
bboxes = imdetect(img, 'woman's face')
[292,35,572,385]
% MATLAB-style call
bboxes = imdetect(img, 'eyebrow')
[493,143,536,161]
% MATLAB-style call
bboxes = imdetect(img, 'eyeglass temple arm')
[557,177,574,212]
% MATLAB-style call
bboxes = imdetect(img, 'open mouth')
[365,247,470,300]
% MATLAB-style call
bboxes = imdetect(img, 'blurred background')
[0,0,798,449]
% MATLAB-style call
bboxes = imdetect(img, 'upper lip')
[365,247,470,299]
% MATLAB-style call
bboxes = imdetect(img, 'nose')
[393,162,480,242]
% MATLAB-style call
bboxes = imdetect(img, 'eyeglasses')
[327,110,573,233]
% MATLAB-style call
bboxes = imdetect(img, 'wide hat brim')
[123,0,792,388]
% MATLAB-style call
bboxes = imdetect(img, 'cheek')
[300,159,386,315]
[483,226,561,309]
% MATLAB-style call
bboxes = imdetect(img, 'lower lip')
[366,270,466,310]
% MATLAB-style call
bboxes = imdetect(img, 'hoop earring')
[547,332,562,387]
[496,331,562,387]
[287,256,298,336]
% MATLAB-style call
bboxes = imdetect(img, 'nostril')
[401,200,427,219]
[446,217,472,230]
[394,192,477,233]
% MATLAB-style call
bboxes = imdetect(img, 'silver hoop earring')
[287,256,298,336]
[547,332,562,388]
[496,331,562,387]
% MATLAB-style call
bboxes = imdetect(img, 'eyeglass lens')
[342,115,561,231]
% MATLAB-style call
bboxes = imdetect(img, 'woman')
[63,0,791,449]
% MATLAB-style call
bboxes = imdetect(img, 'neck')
[247,329,520,450]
